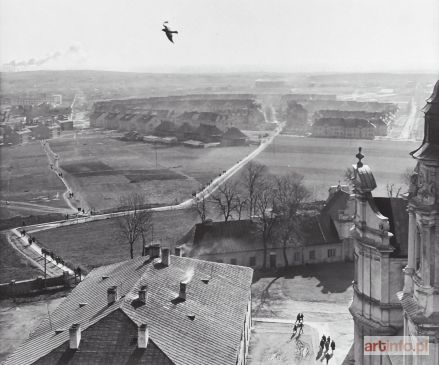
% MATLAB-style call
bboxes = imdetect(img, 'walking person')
[290,324,298,339]
[322,335,326,343]
[296,313,301,324]
[300,313,304,323]
[298,322,304,336]
[324,338,330,352]
[319,338,325,350]
[331,340,335,353]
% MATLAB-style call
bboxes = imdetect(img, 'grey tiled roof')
[5,256,253,365]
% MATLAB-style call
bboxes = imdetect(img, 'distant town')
[0,71,437,365]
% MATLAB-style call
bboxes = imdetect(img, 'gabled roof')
[155,120,177,133]
[222,127,247,140]
[6,255,252,365]
[176,122,196,133]
[181,217,340,256]
[196,124,222,136]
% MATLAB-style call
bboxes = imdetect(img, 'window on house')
[249,256,256,267]
[294,252,301,261]
[309,250,315,260]
[230,258,237,265]
[328,249,336,257]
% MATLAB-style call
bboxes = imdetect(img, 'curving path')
[7,123,284,278]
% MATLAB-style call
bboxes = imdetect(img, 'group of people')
[319,335,336,363]
[291,313,305,338]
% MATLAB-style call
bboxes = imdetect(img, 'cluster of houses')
[0,116,73,147]
[310,109,391,139]
[91,110,250,147]
[0,98,72,146]
[276,94,397,138]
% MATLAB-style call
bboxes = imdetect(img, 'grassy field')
[49,131,256,212]
[33,208,199,272]
[254,135,419,200]
[0,142,70,218]
[0,234,42,283]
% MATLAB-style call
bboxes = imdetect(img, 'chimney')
[69,323,81,349]
[137,324,149,348]
[179,282,187,300]
[139,285,147,303]
[174,246,183,257]
[161,248,170,266]
[150,244,161,259]
[107,286,118,305]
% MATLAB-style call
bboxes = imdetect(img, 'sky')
[0,0,438,73]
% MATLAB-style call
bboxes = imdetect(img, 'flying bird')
[162,21,178,43]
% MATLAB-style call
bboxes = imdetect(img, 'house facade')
[312,117,376,139]
[180,190,355,270]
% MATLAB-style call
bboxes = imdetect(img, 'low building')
[195,124,223,143]
[30,123,60,140]
[176,122,197,141]
[58,120,73,131]
[5,249,253,365]
[221,127,248,146]
[179,212,350,270]
[312,117,375,139]
[182,139,204,148]
[2,125,32,145]
[154,120,177,137]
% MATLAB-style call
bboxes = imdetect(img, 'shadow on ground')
[253,261,354,295]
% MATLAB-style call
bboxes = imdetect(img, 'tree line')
[114,161,310,269]
[194,161,310,268]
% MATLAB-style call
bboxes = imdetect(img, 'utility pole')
[154,142,158,168]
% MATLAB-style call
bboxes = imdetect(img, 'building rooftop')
[5,254,253,365]
[222,127,248,140]
[180,216,340,257]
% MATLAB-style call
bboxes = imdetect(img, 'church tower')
[349,148,408,365]
[399,80,439,365]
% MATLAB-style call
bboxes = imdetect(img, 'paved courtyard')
[250,262,354,364]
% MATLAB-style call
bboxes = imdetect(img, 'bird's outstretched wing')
[165,32,174,43]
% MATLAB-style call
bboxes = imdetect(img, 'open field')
[0,143,71,218]
[254,135,419,200]
[33,208,199,272]
[0,234,43,283]
[49,131,256,212]
[250,262,354,365]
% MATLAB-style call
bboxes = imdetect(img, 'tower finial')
[356,147,364,167]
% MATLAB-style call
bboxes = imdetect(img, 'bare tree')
[241,161,267,219]
[211,182,239,222]
[234,195,248,221]
[386,183,402,198]
[115,193,153,259]
[193,195,208,223]
[254,177,278,270]
[274,173,310,267]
